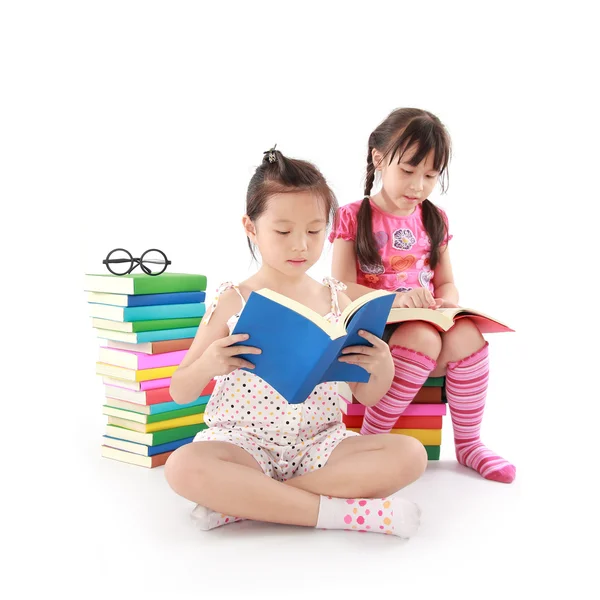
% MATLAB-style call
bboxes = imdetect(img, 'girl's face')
[374,144,440,213]
[243,190,328,277]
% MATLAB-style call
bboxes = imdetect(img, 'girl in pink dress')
[331,108,515,483]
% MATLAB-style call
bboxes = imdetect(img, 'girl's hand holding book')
[201,333,262,377]
[338,330,394,383]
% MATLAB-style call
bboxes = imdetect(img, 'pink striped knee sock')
[445,342,516,483]
[360,346,436,435]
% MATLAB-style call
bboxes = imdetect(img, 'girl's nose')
[292,233,309,251]
[409,174,424,191]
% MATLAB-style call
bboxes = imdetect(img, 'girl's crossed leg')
[164,433,427,537]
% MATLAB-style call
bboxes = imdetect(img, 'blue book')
[87,291,206,307]
[89,302,206,322]
[231,288,395,404]
[102,435,195,456]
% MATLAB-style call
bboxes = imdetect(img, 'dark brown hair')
[356,108,452,270]
[245,146,338,259]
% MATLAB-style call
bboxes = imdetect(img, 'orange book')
[106,338,194,355]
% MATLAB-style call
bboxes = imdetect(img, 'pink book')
[98,347,187,370]
[339,394,446,417]
[102,376,172,391]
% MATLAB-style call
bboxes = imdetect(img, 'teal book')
[102,403,205,424]
[232,288,395,404]
[105,394,211,416]
[148,395,209,415]
[84,272,207,295]
[89,302,206,322]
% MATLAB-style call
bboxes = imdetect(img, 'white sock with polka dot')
[316,495,421,538]
[190,504,245,530]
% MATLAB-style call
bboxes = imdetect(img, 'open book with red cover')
[387,306,513,333]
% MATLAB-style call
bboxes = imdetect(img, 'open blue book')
[231,288,395,404]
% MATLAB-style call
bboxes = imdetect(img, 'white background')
[2,1,599,598]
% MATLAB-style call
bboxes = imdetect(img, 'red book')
[104,377,217,406]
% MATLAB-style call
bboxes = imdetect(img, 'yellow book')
[107,413,204,433]
[347,428,441,445]
[95,362,178,382]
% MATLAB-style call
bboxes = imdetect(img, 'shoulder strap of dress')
[322,276,347,316]
[202,281,246,325]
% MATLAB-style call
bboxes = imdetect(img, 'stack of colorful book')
[338,378,446,460]
[84,272,212,468]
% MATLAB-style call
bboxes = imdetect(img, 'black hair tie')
[264,144,278,163]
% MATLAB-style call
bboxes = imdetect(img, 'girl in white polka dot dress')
[164,147,427,538]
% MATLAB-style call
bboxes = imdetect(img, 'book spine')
[123,303,206,322]
[127,291,206,307]
[134,274,207,295]
[136,327,199,343]
[136,349,188,369]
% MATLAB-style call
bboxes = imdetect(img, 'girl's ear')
[242,215,257,243]
[372,148,385,171]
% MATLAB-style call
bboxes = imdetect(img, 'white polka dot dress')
[193,277,359,482]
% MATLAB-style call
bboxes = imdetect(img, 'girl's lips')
[287,259,306,264]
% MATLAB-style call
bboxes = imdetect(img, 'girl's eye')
[276,231,290,235]
[402,169,413,174]
[308,230,322,235]
[426,174,437,179]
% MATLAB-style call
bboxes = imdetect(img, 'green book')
[93,316,202,333]
[105,422,207,446]
[84,272,207,295]
[425,445,441,460]
[102,403,205,424]
[423,377,445,387]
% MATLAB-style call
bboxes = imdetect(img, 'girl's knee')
[164,443,210,494]
[389,321,442,358]
[441,318,485,356]
[387,434,428,484]
[445,317,482,340]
